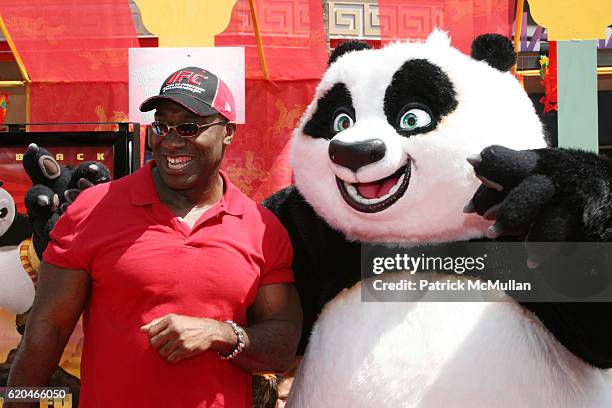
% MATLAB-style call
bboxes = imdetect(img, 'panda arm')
[468,146,612,242]
[468,146,612,368]
[264,186,324,354]
[521,302,612,369]
[264,186,362,354]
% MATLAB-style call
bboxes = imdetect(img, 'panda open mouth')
[336,162,411,213]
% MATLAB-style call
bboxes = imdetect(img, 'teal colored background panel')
[557,40,599,153]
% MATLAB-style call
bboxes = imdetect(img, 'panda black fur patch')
[303,83,355,140]
[328,41,372,66]
[0,212,32,247]
[384,59,458,136]
[471,34,516,72]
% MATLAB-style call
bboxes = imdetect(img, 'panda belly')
[287,273,612,408]
[0,245,35,314]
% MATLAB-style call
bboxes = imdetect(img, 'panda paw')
[62,162,110,211]
[25,185,59,218]
[23,143,63,185]
[23,152,110,257]
[24,184,61,256]
[465,145,612,266]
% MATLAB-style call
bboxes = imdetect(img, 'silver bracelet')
[219,320,246,360]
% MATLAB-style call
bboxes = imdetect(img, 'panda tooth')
[389,174,405,196]
[389,186,397,196]
[344,181,368,204]
[345,182,358,196]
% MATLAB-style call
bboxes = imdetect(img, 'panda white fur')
[0,185,35,314]
[263,31,612,407]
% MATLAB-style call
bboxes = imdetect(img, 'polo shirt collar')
[218,170,245,216]
[130,161,245,216]
[131,161,159,206]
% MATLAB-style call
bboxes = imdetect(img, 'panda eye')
[399,109,432,131]
[0,207,7,218]
[332,112,354,133]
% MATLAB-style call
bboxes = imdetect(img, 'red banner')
[215,0,327,81]
[540,41,558,113]
[216,0,327,199]
[222,79,318,202]
[378,0,514,54]
[30,82,130,127]
[0,0,138,125]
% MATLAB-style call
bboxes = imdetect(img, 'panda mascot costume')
[264,31,612,407]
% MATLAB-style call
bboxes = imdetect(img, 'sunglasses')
[150,120,228,138]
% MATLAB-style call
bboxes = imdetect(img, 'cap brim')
[139,94,219,117]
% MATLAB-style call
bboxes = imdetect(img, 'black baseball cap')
[140,66,236,122]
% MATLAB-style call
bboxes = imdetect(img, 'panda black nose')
[328,139,386,172]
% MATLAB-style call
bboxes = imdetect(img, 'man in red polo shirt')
[7,67,302,408]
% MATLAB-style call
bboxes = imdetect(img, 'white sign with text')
[129,47,245,124]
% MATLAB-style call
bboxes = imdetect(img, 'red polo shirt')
[44,162,294,408]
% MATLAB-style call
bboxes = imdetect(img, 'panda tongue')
[356,177,399,199]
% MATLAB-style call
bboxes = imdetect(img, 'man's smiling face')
[152,100,233,192]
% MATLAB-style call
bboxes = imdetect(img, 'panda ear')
[329,41,372,66]
[471,34,516,72]
[426,29,451,47]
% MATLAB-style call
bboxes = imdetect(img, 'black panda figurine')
[22,143,110,259]
[264,31,612,407]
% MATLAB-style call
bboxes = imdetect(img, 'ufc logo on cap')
[166,71,207,85]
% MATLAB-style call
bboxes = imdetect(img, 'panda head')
[0,181,16,237]
[291,31,546,243]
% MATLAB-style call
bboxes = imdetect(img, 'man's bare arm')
[238,283,302,373]
[6,261,90,407]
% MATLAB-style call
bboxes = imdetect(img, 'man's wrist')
[218,321,247,360]
[211,319,238,356]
